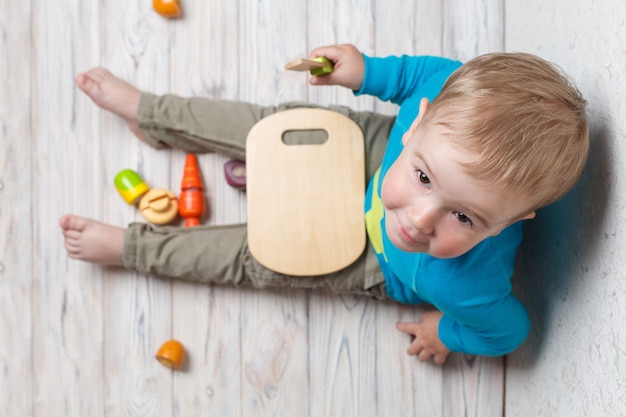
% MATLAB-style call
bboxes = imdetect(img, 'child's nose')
[407,205,437,235]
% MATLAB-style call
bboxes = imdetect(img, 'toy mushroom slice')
[139,188,179,225]
[155,339,186,369]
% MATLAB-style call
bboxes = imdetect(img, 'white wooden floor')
[1,0,506,415]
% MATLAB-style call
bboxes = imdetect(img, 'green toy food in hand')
[285,57,334,76]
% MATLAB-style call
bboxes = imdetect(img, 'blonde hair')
[422,52,589,214]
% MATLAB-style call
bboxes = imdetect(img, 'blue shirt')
[357,54,530,356]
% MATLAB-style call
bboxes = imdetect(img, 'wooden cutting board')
[246,108,366,276]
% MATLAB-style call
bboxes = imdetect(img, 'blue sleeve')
[438,294,531,356]
[355,54,462,105]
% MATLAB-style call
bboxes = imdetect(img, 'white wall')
[505,1,626,415]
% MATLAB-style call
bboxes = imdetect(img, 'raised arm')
[308,44,461,104]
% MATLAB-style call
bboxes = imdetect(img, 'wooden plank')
[168,0,244,415]
[375,306,446,417]
[98,1,174,416]
[0,1,33,416]
[374,0,444,115]
[504,2,625,417]
[305,1,380,415]
[238,0,311,414]
[30,0,107,415]
[239,0,308,104]
[443,355,504,417]
[308,293,378,416]
[240,287,310,415]
[443,0,504,60]
[307,0,376,110]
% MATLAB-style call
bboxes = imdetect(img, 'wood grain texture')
[237,1,311,416]
[168,2,246,415]
[443,355,504,417]
[97,2,175,416]
[30,0,106,415]
[308,292,379,416]
[504,1,626,416]
[0,0,509,415]
[305,2,381,416]
[307,0,376,110]
[0,2,33,416]
[443,0,504,59]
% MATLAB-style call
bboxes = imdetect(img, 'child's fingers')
[309,74,336,86]
[407,338,423,356]
[310,45,340,61]
[396,321,418,334]
[418,350,433,361]
[309,75,325,85]
[397,322,422,355]
[433,352,448,365]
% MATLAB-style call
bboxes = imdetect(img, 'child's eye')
[455,211,473,227]
[416,170,431,185]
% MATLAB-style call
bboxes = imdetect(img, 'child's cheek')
[380,173,398,209]
[381,159,409,206]
[430,234,478,259]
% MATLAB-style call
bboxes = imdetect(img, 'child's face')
[381,107,534,258]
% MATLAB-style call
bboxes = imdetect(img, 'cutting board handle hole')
[282,129,329,145]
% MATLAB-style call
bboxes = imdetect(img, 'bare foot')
[75,67,147,142]
[60,214,125,266]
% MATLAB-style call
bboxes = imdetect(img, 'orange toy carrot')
[178,154,205,227]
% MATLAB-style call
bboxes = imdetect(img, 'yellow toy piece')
[139,188,178,225]
[114,169,150,205]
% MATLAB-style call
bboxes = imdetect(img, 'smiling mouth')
[397,222,426,245]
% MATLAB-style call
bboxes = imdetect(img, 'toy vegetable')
[139,188,178,225]
[114,169,150,205]
[155,339,186,369]
[153,0,182,18]
[178,154,204,227]
[224,160,246,190]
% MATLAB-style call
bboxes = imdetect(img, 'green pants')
[124,94,396,300]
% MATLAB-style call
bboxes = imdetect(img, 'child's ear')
[402,98,430,146]
[491,211,537,237]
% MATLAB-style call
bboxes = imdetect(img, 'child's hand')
[396,310,450,364]
[308,44,365,91]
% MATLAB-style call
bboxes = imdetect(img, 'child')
[61,44,589,364]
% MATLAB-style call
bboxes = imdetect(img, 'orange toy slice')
[153,0,182,18]
[155,339,186,369]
